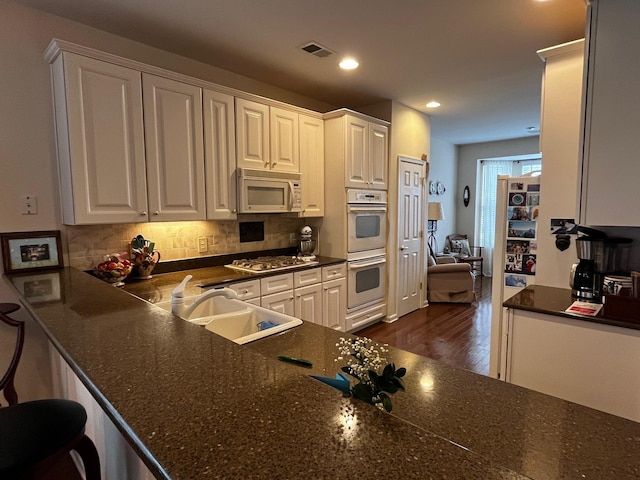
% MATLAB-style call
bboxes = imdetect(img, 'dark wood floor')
[358,277,492,376]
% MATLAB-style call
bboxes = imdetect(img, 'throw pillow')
[451,239,472,256]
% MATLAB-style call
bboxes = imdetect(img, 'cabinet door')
[236,98,270,170]
[369,123,388,190]
[323,277,346,331]
[299,114,324,216]
[143,74,205,221]
[345,115,368,188]
[580,0,640,226]
[270,107,299,172]
[57,53,148,224]
[261,290,295,316]
[295,283,322,324]
[204,89,237,220]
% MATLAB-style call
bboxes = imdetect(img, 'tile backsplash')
[65,215,305,269]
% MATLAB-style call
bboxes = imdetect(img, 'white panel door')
[369,123,388,190]
[143,73,205,221]
[345,115,368,188]
[204,89,237,220]
[270,106,299,172]
[397,158,424,317]
[60,53,148,224]
[236,98,270,170]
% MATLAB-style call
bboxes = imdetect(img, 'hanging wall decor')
[463,185,470,207]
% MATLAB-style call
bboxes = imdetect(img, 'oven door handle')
[348,258,387,269]
[347,206,387,213]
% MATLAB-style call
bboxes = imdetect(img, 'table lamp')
[428,202,444,253]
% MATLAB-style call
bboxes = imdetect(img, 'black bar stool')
[0,305,101,479]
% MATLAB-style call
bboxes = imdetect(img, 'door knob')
[400,246,407,250]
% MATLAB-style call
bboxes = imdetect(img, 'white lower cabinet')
[505,308,640,423]
[323,277,346,331]
[227,264,346,330]
[294,283,323,324]
[261,290,295,316]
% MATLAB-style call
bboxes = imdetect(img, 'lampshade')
[428,202,445,221]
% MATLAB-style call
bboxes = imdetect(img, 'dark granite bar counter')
[504,285,640,331]
[5,268,640,479]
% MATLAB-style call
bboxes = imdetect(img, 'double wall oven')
[346,189,387,312]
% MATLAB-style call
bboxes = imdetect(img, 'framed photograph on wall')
[1,230,64,274]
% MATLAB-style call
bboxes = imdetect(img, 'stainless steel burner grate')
[226,256,317,272]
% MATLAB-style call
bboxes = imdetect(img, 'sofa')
[427,253,476,303]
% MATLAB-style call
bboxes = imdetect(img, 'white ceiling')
[15,0,587,145]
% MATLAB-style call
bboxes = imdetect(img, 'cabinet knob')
[140,211,147,216]
[232,209,237,213]
[153,211,160,216]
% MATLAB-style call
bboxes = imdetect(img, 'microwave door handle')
[349,258,387,269]
[288,181,294,209]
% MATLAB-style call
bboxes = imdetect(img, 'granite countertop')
[504,285,640,330]
[6,268,640,479]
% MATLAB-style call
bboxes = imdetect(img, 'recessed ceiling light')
[339,58,359,70]
[425,101,441,108]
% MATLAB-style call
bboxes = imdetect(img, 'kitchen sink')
[152,296,302,344]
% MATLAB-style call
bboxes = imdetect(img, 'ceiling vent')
[300,42,335,58]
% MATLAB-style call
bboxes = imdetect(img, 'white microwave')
[238,168,302,213]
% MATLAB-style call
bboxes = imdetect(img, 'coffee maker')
[571,236,597,299]
[571,226,632,300]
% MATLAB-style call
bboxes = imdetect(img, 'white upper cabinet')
[325,110,389,190]
[236,98,270,170]
[236,99,300,172]
[270,106,299,172]
[51,52,149,224]
[298,114,324,217]
[142,74,206,221]
[204,89,237,220]
[580,0,640,226]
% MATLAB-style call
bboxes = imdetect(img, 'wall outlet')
[197,237,208,253]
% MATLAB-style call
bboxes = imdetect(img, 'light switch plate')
[21,195,37,215]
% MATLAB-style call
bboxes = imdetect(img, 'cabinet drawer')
[322,263,346,282]
[228,279,261,300]
[260,273,294,295]
[294,267,322,288]
[346,302,386,332]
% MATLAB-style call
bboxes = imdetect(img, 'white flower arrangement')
[335,336,406,412]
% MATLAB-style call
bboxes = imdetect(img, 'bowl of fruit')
[91,255,133,286]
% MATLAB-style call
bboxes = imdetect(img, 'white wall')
[428,137,457,252]
[536,41,584,287]
[387,102,431,320]
[456,137,541,244]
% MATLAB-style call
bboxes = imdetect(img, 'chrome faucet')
[171,274,238,318]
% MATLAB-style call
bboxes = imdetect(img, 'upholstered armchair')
[427,251,476,303]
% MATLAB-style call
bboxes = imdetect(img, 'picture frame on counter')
[1,230,64,274]
[12,271,62,303]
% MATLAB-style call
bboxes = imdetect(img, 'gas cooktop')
[225,256,318,273]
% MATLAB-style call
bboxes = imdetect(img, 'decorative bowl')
[91,265,132,285]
